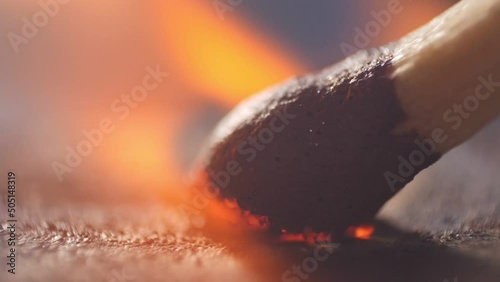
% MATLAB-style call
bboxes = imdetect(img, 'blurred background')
[1,0,499,234]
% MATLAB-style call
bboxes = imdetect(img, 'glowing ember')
[196,174,375,242]
[223,198,239,209]
[240,210,269,230]
[279,232,305,243]
[279,230,331,244]
[345,225,375,240]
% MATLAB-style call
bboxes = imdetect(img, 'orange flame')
[156,0,308,105]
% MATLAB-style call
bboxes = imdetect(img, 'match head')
[201,49,438,234]
[197,0,500,235]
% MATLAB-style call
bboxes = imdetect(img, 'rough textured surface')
[2,205,500,282]
[0,205,262,282]
[203,48,441,234]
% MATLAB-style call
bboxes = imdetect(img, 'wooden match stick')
[198,0,500,235]
[393,0,500,152]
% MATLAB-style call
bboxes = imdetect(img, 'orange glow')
[345,225,375,240]
[112,128,164,170]
[242,210,270,230]
[98,115,185,195]
[279,231,331,244]
[224,198,240,209]
[280,232,306,243]
[157,0,308,105]
[214,195,270,230]
[104,120,165,171]
[179,173,272,247]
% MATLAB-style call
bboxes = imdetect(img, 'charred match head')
[201,49,436,234]
[196,0,500,235]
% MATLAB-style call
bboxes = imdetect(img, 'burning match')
[199,0,500,236]
[2,0,500,282]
